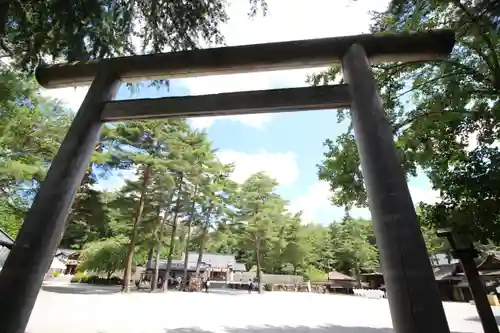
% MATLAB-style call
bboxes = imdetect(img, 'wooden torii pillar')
[0,30,455,333]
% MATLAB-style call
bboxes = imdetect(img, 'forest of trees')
[1,0,500,294]
[0,69,403,292]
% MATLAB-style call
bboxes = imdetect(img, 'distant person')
[204,278,210,293]
[247,278,253,294]
[176,276,182,290]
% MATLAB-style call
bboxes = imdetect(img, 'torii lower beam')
[0,29,455,333]
[101,85,351,121]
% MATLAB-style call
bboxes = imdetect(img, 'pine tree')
[236,172,285,293]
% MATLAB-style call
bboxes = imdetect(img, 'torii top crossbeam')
[35,30,455,89]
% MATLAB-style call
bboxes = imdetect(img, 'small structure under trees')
[326,270,356,293]
[143,252,247,286]
[0,30,456,333]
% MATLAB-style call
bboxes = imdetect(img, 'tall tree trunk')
[146,248,154,267]
[255,237,263,294]
[163,218,178,291]
[355,259,362,288]
[151,240,161,291]
[163,175,183,292]
[151,206,162,292]
[156,189,176,290]
[181,189,198,290]
[122,164,152,293]
[195,229,206,275]
[195,207,211,275]
[181,219,193,290]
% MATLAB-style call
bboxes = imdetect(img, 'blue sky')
[41,0,439,224]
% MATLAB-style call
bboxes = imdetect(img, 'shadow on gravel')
[201,289,253,296]
[41,284,121,295]
[466,315,500,324]
[163,324,472,333]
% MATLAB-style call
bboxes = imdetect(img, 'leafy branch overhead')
[0,0,268,72]
[312,0,500,243]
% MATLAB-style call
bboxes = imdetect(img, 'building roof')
[477,253,500,271]
[147,252,247,272]
[0,229,13,268]
[51,257,66,270]
[55,248,78,256]
[0,229,14,249]
[0,246,10,268]
[433,264,460,281]
[455,279,499,289]
[147,259,208,271]
[361,267,383,276]
[431,253,459,266]
[328,270,355,281]
[232,263,246,272]
[360,261,464,281]
[188,252,235,268]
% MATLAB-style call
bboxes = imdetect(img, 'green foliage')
[0,199,23,238]
[304,267,327,282]
[71,272,88,283]
[2,1,268,72]
[333,218,379,276]
[0,69,72,237]
[311,0,500,245]
[51,271,61,277]
[233,172,285,292]
[78,236,129,278]
[85,275,122,285]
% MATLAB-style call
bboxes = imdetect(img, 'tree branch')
[392,109,475,133]
[452,0,500,89]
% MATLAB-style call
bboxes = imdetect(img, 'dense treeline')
[0,68,448,294]
[2,0,500,296]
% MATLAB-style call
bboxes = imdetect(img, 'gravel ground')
[25,282,497,333]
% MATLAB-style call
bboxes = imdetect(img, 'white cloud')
[189,117,217,130]
[288,181,349,223]
[189,113,274,131]
[289,180,441,225]
[216,149,299,186]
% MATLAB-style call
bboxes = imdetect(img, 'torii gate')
[0,30,455,333]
